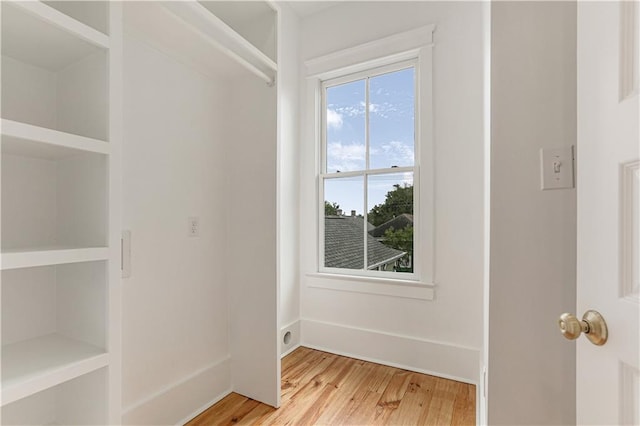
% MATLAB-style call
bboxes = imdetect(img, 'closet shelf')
[1,120,110,158]
[2,1,108,72]
[162,1,277,85]
[1,334,108,406]
[1,247,109,270]
[5,0,109,48]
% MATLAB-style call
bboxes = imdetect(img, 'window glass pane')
[324,176,364,269]
[367,173,414,273]
[369,67,415,170]
[326,79,366,173]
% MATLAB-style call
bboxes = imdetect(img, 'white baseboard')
[301,319,480,384]
[122,357,232,425]
[281,343,301,358]
[280,319,301,357]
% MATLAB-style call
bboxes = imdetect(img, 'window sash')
[320,58,417,175]
[319,59,419,280]
[321,165,414,180]
[320,170,417,280]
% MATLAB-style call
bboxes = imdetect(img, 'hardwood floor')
[186,347,476,425]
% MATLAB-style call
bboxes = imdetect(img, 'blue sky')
[324,67,415,217]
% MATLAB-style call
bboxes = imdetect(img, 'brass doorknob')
[558,310,608,346]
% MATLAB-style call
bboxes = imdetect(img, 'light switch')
[540,146,574,190]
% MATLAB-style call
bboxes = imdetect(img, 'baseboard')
[281,343,301,358]
[280,319,301,356]
[122,357,232,425]
[301,319,480,384]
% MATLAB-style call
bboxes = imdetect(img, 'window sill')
[305,272,435,301]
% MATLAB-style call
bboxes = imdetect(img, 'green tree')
[383,225,414,273]
[325,201,340,216]
[383,226,413,253]
[368,184,413,226]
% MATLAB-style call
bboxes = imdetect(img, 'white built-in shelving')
[2,334,108,406]
[2,119,110,156]
[1,0,120,424]
[2,0,280,422]
[42,1,110,36]
[1,141,108,252]
[1,247,109,271]
[1,1,109,141]
[1,367,108,426]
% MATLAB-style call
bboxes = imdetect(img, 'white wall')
[277,3,301,356]
[226,65,279,409]
[489,2,576,424]
[121,36,231,425]
[299,1,487,384]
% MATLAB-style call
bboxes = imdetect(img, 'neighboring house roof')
[324,216,406,269]
[370,214,414,238]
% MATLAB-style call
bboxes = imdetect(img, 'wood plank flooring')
[186,347,476,425]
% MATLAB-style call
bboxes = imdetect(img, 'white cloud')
[378,140,415,165]
[326,109,343,129]
[327,140,414,172]
[329,101,407,121]
[339,104,365,117]
[327,141,365,172]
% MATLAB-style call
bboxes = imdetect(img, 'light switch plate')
[540,146,574,190]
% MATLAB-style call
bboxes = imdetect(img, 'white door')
[575,1,639,424]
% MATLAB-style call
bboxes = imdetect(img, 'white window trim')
[306,273,435,301]
[305,24,435,79]
[304,25,436,300]
[319,60,419,280]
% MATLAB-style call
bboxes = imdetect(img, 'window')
[304,25,435,295]
[320,61,418,279]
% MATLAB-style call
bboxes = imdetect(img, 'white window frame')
[319,60,419,280]
[304,25,436,297]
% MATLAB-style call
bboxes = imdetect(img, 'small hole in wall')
[283,331,292,345]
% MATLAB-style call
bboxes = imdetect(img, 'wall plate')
[540,146,575,190]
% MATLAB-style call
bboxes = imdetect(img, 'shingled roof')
[324,216,406,269]
[370,214,414,238]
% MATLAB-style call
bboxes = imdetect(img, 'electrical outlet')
[188,217,199,237]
